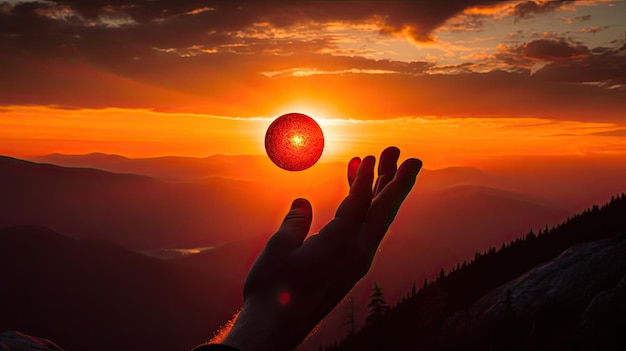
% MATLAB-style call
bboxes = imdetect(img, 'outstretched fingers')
[363,158,422,248]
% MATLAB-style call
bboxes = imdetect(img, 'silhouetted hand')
[220,147,422,351]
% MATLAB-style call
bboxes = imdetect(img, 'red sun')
[265,113,324,171]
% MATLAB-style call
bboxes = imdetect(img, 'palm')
[230,147,422,351]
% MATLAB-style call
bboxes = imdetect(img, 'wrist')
[221,295,307,351]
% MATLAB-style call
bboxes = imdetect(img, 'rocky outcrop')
[0,331,64,351]
[446,234,626,349]
[576,271,626,350]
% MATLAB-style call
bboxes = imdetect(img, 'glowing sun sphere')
[265,113,324,171]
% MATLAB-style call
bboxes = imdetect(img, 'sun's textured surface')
[265,113,324,171]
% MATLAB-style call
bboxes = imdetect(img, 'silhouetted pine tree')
[342,294,358,337]
[366,281,389,324]
[326,194,626,351]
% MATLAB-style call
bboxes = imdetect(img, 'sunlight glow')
[2,106,626,169]
[269,100,347,161]
[291,134,304,147]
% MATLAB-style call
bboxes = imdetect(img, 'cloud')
[1,0,513,46]
[0,0,624,124]
[505,29,527,40]
[561,14,592,24]
[0,0,592,65]
[443,13,489,32]
[522,38,589,61]
[261,58,432,78]
[488,34,625,84]
[2,55,624,123]
[532,42,626,84]
[512,0,573,21]
[535,54,626,85]
[591,129,626,137]
[578,25,608,34]
[574,14,592,22]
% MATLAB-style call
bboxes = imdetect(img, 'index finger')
[362,158,422,248]
[335,155,375,221]
[347,157,360,187]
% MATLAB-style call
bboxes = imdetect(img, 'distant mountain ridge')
[0,225,240,351]
[0,155,286,250]
[30,152,343,184]
[30,152,626,212]
[3,153,570,255]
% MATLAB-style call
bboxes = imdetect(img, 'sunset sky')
[1,0,625,167]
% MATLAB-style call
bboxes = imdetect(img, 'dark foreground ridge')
[325,194,626,351]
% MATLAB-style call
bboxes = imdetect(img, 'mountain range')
[1,152,625,350]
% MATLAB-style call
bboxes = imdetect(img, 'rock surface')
[576,271,626,350]
[446,234,626,347]
[0,331,64,351]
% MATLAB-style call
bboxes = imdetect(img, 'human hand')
[221,147,422,351]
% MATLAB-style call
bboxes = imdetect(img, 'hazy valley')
[2,152,626,350]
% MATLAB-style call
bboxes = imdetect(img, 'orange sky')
[2,105,626,168]
[1,1,625,167]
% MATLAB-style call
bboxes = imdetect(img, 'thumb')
[267,198,313,254]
